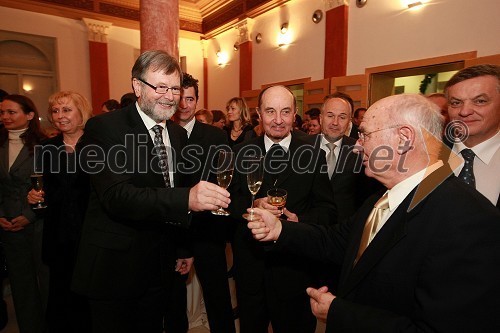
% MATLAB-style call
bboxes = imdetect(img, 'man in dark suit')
[247,93,500,332]
[169,72,235,333]
[71,50,230,333]
[444,64,499,207]
[230,85,336,333]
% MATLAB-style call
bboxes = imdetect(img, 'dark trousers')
[193,239,235,333]
[163,273,188,333]
[89,285,166,333]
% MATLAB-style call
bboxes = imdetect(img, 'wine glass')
[242,156,264,220]
[212,150,234,216]
[30,173,47,209]
[267,188,287,215]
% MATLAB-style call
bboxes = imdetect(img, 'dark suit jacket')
[306,135,383,222]
[71,104,190,300]
[36,135,90,266]
[185,121,230,241]
[0,143,38,223]
[230,133,337,298]
[274,170,500,332]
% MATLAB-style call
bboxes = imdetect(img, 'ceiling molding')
[0,0,289,37]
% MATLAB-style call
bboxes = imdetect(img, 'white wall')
[3,0,500,111]
[0,6,92,103]
[347,0,500,74]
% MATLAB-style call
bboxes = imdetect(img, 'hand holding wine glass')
[211,151,234,216]
[243,156,264,221]
[30,173,47,209]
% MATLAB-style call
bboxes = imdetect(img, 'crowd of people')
[0,51,498,333]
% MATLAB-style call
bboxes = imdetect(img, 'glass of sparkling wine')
[243,156,264,220]
[212,150,234,216]
[30,173,47,209]
[267,188,287,215]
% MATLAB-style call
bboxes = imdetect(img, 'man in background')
[445,64,499,207]
[174,72,235,333]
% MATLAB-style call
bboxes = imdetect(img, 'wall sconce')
[255,33,262,44]
[407,1,423,8]
[356,0,367,8]
[233,42,239,51]
[312,10,323,23]
[280,23,288,34]
[23,83,33,93]
[216,50,229,67]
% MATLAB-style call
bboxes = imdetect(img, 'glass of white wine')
[30,173,47,209]
[242,156,264,220]
[212,150,234,216]
[267,188,287,215]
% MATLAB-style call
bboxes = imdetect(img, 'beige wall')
[2,0,500,112]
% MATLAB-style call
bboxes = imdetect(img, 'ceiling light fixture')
[407,1,423,8]
[280,23,288,34]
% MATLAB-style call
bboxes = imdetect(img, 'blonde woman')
[225,97,253,146]
[28,91,93,332]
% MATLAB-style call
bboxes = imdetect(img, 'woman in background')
[28,91,93,332]
[225,97,253,147]
[0,94,49,333]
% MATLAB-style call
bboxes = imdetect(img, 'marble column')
[141,0,179,59]
[82,18,111,115]
[324,0,349,78]
[236,19,254,95]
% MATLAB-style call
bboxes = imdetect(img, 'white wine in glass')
[243,156,264,220]
[30,173,47,209]
[212,151,234,216]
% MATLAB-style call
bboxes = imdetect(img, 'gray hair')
[131,50,182,82]
[387,94,444,140]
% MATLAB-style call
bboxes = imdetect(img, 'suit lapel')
[339,189,425,297]
[8,145,31,175]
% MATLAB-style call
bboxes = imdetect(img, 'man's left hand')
[175,257,194,275]
[306,286,336,323]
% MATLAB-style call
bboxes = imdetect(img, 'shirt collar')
[452,130,500,165]
[264,133,292,152]
[320,134,343,148]
[182,117,196,138]
[386,160,444,212]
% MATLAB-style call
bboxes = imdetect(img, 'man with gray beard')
[71,50,231,333]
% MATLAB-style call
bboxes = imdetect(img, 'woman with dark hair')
[225,97,253,146]
[28,91,93,332]
[0,94,49,333]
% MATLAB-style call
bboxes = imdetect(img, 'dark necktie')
[458,149,476,188]
[152,125,171,188]
[354,193,390,265]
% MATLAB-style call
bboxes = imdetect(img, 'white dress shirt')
[136,102,175,187]
[452,131,500,205]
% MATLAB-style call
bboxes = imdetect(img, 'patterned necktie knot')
[458,148,476,188]
[152,124,171,188]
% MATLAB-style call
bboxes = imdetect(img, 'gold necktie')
[354,193,390,265]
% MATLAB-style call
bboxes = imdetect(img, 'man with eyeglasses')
[247,93,500,332]
[72,50,230,333]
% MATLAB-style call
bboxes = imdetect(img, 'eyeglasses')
[136,77,181,95]
[358,124,402,142]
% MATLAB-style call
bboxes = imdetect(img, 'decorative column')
[83,18,112,115]
[140,0,179,59]
[324,0,349,78]
[236,19,254,96]
[201,39,208,109]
